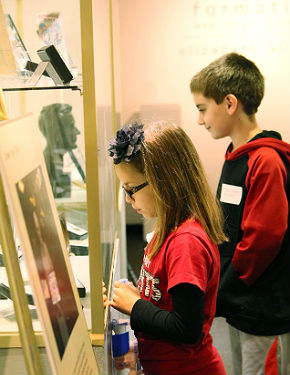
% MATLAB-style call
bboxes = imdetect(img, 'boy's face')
[192,92,233,139]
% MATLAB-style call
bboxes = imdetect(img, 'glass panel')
[97,106,116,286]
[0,0,91,333]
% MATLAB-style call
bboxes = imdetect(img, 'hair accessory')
[108,121,144,164]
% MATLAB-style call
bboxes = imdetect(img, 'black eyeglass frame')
[122,181,148,199]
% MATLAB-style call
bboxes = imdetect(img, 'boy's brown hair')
[190,52,265,116]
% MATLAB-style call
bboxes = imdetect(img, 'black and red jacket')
[216,131,290,335]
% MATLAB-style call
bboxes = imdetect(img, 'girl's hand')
[102,281,108,308]
[110,280,141,315]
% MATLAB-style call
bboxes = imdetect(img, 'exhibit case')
[0,0,124,373]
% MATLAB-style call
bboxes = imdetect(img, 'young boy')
[190,52,290,375]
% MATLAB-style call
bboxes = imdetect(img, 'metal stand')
[25,61,64,87]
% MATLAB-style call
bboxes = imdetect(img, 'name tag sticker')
[220,183,243,205]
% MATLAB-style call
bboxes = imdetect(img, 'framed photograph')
[0,114,99,375]
[36,12,75,71]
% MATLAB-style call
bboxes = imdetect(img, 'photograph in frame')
[0,113,99,375]
[16,166,78,359]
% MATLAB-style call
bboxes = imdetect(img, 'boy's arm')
[232,149,288,286]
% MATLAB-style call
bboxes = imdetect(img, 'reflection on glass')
[38,103,85,198]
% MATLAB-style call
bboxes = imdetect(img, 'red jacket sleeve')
[232,147,288,286]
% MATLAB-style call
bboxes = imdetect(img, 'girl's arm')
[131,283,204,344]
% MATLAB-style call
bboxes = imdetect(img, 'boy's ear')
[225,94,238,114]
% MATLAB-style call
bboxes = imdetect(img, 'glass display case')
[0,0,121,358]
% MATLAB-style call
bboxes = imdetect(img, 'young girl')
[108,120,227,375]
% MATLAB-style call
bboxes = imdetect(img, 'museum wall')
[116,0,289,192]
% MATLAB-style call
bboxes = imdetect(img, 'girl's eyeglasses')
[122,182,148,200]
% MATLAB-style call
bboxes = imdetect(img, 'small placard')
[220,183,243,205]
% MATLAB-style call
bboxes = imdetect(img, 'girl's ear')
[225,94,238,115]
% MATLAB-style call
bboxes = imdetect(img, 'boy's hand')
[110,280,141,315]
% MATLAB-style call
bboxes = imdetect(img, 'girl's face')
[115,162,157,219]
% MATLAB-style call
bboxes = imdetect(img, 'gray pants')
[229,325,290,375]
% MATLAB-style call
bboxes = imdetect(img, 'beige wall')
[116,0,290,192]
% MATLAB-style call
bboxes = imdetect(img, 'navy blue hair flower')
[108,121,144,164]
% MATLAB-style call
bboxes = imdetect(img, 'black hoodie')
[216,130,290,335]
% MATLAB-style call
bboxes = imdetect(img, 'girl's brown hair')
[130,121,227,259]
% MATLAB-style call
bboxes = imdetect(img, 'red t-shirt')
[136,219,226,375]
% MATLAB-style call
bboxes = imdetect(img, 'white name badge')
[220,183,243,205]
